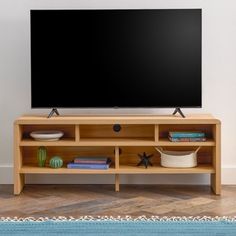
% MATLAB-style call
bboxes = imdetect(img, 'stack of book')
[67,157,112,169]
[168,131,206,142]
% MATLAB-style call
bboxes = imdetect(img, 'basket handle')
[156,146,201,154]
[194,146,201,154]
[155,147,164,154]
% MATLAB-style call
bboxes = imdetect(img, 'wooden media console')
[14,114,221,195]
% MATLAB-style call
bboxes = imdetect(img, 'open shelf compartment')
[79,124,155,142]
[21,146,116,171]
[21,124,76,143]
[118,146,214,174]
[158,124,214,140]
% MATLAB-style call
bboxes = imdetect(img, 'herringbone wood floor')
[0,185,235,217]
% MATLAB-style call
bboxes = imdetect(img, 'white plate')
[30,130,64,141]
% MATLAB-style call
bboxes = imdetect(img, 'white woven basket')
[155,147,201,168]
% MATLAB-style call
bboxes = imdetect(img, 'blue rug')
[0,217,236,236]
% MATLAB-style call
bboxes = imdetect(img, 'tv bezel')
[30,9,202,109]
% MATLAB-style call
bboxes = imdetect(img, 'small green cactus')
[49,156,63,168]
[37,146,47,167]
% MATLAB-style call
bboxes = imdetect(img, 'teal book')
[169,131,205,138]
[169,136,206,142]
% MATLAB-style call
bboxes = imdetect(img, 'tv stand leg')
[172,108,185,118]
[47,108,60,118]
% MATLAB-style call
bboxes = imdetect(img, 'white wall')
[0,0,236,184]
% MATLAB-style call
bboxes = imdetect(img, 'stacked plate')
[30,131,64,141]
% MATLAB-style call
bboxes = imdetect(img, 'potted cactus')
[49,156,63,168]
[37,146,47,167]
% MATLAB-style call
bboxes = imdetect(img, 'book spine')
[74,160,107,164]
[169,132,205,138]
[169,137,206,142]
[74,157,108,161]
[67,163,109,169]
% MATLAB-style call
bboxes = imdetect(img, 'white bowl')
[30,130,64,141]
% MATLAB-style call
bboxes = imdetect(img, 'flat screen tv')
[31,9,201,109]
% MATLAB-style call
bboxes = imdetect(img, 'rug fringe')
[1,216,236,222]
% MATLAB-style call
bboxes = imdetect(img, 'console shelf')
[158,138,215,146]
[14,114,221,195]
[20,165,116,174]
[19,138,215,147]
[20,138,76,146]
[19,164,214,174]
[118,164,215,174]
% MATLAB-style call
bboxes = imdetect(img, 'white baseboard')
[0,165,235,185]
[0,165,13,184]
[221,166,236,185]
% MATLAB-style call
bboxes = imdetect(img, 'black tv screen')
[31,9,201,108]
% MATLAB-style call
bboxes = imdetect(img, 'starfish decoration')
[137,152,153,169]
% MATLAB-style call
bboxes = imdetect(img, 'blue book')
[74,157,108,164]
[67,159,111,170]
[169,131,205,138]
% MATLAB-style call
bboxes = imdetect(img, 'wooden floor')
[0,185,236,217]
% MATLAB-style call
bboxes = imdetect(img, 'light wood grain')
[19,164,214,174]
[115,146,120,191]
[154,125,159,142]
[20,138,76,146]
[211,123,221,195]
[118,164,214,174]
[115,146,119,169]
[19,138,215,147]
[158,138,215,146]
[115,175,120,192]
[14,114,221,195]
[15,114,220,125]
[80,124,154,138]
[75,125,80,142]
[14,124,24,195]
[20,165,116,174]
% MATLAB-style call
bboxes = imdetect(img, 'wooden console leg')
[115,174,120,192]
[211,174,220,195]
[14,173,25,195]
[211,123,221,195]
[14,124,24,195]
